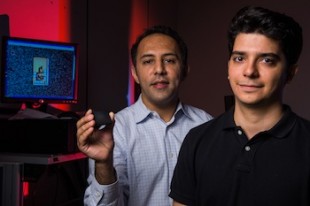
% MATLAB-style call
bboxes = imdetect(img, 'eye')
[163,58,177,64]
[232,55,244,62]
[142,59,154,65]
[262,57,275,65]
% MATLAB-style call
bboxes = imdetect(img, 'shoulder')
[182,104,213,122]
[114,101,148,127]
[294,114,310,133]
[183,112,228,146]
[114,104,136,123]
[112,105,137,140]
[283,106,310,132]
[295,114,310,124]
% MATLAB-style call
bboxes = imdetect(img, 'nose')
[243,61,259,78]
[154,60,166,75]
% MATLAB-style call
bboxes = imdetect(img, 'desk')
[0,152,86,165]
[0,152,88,206]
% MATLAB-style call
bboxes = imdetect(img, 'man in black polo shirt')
[169,6,310,206]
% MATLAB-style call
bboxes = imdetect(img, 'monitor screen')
[0,36,79,106]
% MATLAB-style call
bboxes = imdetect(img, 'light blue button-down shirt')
[84,96,213,206]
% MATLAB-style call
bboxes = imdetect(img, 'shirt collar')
[267,105,297,139]
[132,94,186,124]
[223,105,297,139]
[223,107,235,130]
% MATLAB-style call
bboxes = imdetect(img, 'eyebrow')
[231,51,281,60]
[140,53,179,59]
[260,53,281,60]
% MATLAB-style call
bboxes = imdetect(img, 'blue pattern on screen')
[4,42,76,101]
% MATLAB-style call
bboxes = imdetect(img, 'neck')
[156,103,178,122]
[234,102,283,139]
[141,95,179,122]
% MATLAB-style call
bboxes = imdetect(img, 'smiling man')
[169,6,310,206]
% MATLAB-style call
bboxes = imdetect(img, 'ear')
[286,64,298,84]
[131,66,140,84]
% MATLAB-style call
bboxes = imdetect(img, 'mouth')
[151,80,169,89]
[238,83,263,91]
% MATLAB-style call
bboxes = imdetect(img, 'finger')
[76,109,94,128]
[109,112,115,122]
[86,109,92,115]
[76,111,95,140]
[77,124,94,147]
[77,117,95,137]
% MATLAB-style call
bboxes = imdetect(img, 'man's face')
[228,33,293,107]
[132,33,183,109]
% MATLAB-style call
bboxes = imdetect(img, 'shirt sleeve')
[83,112,129,206]
[169,131,197,205]
[83,159,125,206]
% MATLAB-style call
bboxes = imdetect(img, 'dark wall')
[86,0,179,113]
[177,0,310,118]
[70,0,88,112]
[0,1,309,118]
[86,1,131,113]
[86,0,310,119]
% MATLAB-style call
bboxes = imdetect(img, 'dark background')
[1,0,310,118]
[0,1,309,205]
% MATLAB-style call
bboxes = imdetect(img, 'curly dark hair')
[228,6,303,67]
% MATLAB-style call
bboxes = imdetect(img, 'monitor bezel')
[0,36,79,106]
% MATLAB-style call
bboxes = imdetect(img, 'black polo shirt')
[169,105,310,206]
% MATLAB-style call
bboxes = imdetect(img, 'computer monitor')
[0,36,79,111]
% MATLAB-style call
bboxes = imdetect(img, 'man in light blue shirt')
[76,25,213,206]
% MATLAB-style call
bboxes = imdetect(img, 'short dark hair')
[130,25,188,79]
[228,6,303,66]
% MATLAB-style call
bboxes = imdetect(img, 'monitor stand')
[8,102,58,120]
[24,102,48,113]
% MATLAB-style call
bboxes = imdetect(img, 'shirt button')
[169,153,174,158]
[245,146,251,151]
[237,130,242,135]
